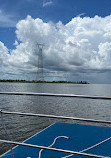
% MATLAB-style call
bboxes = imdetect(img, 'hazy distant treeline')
[0,79,89,84]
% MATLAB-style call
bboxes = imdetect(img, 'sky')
[0,0,111,83]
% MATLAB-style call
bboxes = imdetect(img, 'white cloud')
[43,0,53,7]
[0,15,111,82]
[0,9,17,27]
[76,13,86,17]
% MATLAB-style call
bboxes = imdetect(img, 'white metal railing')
[0,139,110,158]
[0,110,111,124]
[0,91,111,100]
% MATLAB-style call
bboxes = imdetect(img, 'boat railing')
[0,109,111,124]
[0,138,111,158]
[0,91,111,100]
[0,92,111,158]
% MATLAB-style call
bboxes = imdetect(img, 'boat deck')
[1,122,111,158]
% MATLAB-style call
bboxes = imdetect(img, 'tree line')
[0,79,89,84]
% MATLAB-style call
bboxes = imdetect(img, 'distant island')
[0,79,89,84]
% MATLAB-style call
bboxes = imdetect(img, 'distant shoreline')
[0,79,89,84]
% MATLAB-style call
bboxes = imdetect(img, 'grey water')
[0,82,111,155]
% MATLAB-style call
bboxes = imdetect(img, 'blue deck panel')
[1,122,111,158]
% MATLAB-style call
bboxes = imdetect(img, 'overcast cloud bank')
[0,15,111,82]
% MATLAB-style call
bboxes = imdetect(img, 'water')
[0,83,111,155]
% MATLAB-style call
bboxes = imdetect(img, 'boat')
[0,92,111,158]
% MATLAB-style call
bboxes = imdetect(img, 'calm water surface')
[0,83,111,154]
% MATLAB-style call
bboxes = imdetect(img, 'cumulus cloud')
[0,14,111,82]
[43,0,53,7]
